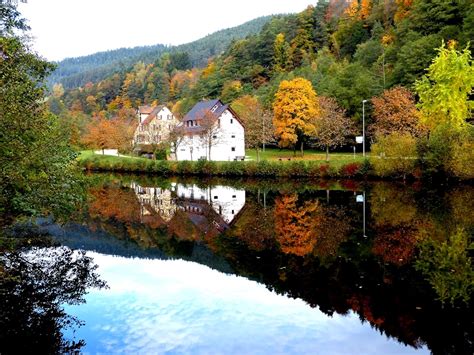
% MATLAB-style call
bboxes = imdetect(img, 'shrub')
[447,134,474,180]
[371,132,417,178]
[340,162,360,177]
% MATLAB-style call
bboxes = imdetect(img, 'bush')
[447,134,474,180]
[340,162,361,177]
[371,132,417,178]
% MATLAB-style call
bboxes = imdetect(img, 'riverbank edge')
[79,154,474,181]
[78,155,395,180]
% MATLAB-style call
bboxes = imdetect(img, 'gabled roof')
[182,99,244,128]
[142,105,166,125]
[183,99,222,122]
[138,105,154,114]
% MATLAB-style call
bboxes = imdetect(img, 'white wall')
[176,109,245,161]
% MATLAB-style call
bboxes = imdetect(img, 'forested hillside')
[52,0,473,178]
[49,15,273,89]
[55,0,472,116]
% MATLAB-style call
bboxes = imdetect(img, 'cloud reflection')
[64,253,427,354]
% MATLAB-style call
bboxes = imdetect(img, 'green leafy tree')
[415,41,473,131]
[0,4,82,220]
[273,33,291,73]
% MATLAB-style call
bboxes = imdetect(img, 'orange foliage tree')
[369,86,424,139]
[82,113,135,153]
[273,78,319,155]
[394,0,414,22]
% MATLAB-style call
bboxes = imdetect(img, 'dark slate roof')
[142,105,166,125]
[183,99,226,121]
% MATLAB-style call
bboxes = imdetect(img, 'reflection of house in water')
[175,185,246,232]
[131,183,178,222]
[131,182,246,232]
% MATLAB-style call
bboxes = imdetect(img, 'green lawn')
[246,147,368,166]
[77,150,146,162]
[77,149,369,172]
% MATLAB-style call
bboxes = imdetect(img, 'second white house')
[176,99,245,161]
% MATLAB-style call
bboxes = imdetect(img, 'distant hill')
[49,15,273,89]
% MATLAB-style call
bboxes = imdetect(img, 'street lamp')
[362,100,368,157]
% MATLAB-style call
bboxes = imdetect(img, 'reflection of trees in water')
[415,229,473,304]
[275,194,321,256]
[0,246,107,354]
[77,178,473,354]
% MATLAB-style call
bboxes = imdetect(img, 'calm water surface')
[2,175,473,354]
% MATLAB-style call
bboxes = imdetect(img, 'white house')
[133,105,179,147]
[176,99,245,161]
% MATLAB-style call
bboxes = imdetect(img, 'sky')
[19,0,315,61]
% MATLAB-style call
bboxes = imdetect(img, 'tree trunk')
[300,141,304,156]
[293,146,296,157]
[256,147,260,162]
[326,145,329,162]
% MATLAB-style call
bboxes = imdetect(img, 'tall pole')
[362,100,367,158]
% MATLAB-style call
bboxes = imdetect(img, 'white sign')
[356,136,364,144]
[356,195,364,203]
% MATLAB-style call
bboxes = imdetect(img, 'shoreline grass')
[77,151,372,179]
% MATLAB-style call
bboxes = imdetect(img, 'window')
[232,195,236,198]
[211,104,218,113]
[231,147,236,152]
[159,115,162,120]
[212,135,217,139]
[230,119,233,124]
[214,196,218,199]
[231,135,235,138]
[218,119,220,128]
[231,210,235,214]
[167,114,171,120]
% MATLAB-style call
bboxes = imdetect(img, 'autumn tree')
[314,96,355,161]
[273,78,319,155]
[82,114,134,154]
[231,95,273,162]
[369,86,424,139]
[415,41,473,131]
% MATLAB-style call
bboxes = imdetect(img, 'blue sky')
[20,0,315,61]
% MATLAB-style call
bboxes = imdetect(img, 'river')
[2,174,473,354]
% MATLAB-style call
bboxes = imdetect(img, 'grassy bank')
[78,151,371,179]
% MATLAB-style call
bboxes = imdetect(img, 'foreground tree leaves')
[0,245,107,354]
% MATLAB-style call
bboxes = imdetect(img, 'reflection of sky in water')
[64,253,428,354]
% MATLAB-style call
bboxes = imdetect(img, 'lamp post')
[362,100,367,157]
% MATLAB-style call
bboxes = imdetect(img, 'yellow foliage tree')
[273,77,319,155]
